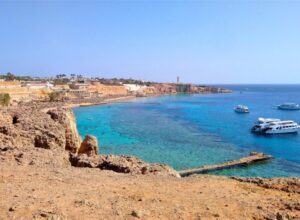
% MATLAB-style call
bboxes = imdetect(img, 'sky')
[1,1,300,84]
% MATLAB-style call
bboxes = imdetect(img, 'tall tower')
[177,76,179,84]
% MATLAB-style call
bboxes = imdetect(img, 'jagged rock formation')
[78,135,98,156]
[47,108,82,153]
[69,153,100,168]
[70,154,180,178]
[0,108,81,153]
[0,109,65,150]
[69,154,180,178]
[0,107,80,167]
[0,107,81,152]
[99,155,181,178]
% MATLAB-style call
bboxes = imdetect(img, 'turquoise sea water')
[74,85,300,177]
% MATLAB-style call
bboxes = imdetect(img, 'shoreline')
[65,92,229,109]
[65,93,174,109]
[66,95,138,108]
[69,92,300,178]
[9,90,300,178]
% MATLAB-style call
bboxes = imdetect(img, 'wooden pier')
[179,152,273,177]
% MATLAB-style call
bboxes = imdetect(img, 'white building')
[24,82,54,89]
[124,84,145,92]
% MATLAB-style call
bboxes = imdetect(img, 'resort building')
[123,84,143,93]
[22,82,54,89]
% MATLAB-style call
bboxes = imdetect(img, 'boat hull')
[278,107,300,110]
[251,125,300,134]
[235,110,249,113]
[265,128,299,134]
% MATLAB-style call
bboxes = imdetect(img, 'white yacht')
[251,118,300,134]
[277,103,300,110]
[251,118,280,132]
[234,105,249,113]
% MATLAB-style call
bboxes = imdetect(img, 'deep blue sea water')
[74,85,300,177]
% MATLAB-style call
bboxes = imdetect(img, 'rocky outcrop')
[0,107,83,167]
[148,83,232,95]
[0,107,82,153]
[99,155,180,177]
[69,153,100,168]
[0,108,66,150]
[190,86,231,94]
[231,177,300,194]
[78,135,98,156]
[69,154,180,177]
[47,108,82,153]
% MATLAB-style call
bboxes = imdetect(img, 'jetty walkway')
[179,152,273,177]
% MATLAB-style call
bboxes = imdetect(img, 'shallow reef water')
[75,85,300,177]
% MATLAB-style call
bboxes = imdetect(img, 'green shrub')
[48,92,59,102]
[0,93,11,106]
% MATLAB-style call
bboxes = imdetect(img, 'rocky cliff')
[47,108,82,153]
[0,107,79,151]
[0,106,179,177]
[0,107,76,167]
[87,82,128,95]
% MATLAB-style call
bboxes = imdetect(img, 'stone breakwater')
[0,105,299,219]
[0,106,179,177]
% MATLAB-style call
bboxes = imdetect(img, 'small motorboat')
[277,103,300,110]
[234,105,249,113]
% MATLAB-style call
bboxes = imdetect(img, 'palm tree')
[6,72,15,81]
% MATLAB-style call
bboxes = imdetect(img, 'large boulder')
[69,153,100,168]
[78,135,98,156]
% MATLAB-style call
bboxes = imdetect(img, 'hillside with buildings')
[0,73,231,106]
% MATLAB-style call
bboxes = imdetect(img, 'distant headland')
[0,72,231,107]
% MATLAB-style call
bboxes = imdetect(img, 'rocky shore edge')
[1,104,299,182]
[0,106,180,178]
